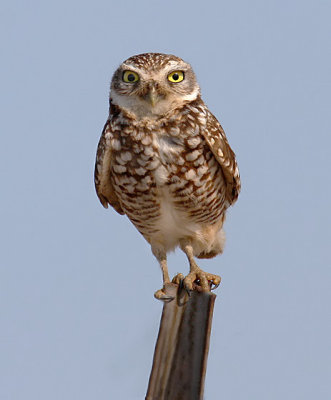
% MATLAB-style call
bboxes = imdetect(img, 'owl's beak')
[146,86,159,107]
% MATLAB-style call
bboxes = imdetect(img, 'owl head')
[110,53,200,120]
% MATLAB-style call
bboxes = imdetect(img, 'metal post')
[146,283,216,400]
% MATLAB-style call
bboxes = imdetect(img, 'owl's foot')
[154,287,175,302]
[183,269,221,292]
[179,241,221,292]
[172,273,185,285]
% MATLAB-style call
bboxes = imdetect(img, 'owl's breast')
[110,122,226,240]
[111,127,183,191]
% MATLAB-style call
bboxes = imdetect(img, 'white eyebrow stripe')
[165,60,182,68]
[121,63,142,72]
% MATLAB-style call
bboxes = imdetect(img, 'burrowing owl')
[95,53,240,300]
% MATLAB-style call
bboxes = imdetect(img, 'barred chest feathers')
[107,104,226,247]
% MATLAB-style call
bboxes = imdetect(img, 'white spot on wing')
[113,165,126,173]
[111,139,121,151]
[121,151,132,162]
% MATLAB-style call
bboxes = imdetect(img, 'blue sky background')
[1,0,330,399]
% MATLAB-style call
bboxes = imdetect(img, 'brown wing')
[94,120,124,215]
[202,111,241,206]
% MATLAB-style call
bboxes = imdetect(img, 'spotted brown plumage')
[94,53,240,300]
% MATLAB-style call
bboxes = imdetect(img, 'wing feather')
[94,120,124,215]
[202,111,241,206]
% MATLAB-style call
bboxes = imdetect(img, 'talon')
[210,281,220,290]
[208,274,221,290]
[154,288,174,302]
[183,274,194,292]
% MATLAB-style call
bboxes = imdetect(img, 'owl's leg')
[180,240,221,292]
[152,246,174,301]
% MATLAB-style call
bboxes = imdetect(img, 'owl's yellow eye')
[167,71,184,83]
[122,70,139,83]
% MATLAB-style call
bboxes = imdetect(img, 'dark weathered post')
[146,282,216,400]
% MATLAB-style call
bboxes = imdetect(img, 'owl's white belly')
[154,187,200,250]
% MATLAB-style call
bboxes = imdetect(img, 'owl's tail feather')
[194,228,226,259]
[196,249,220,259]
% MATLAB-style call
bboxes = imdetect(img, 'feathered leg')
[152,245,173,301]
